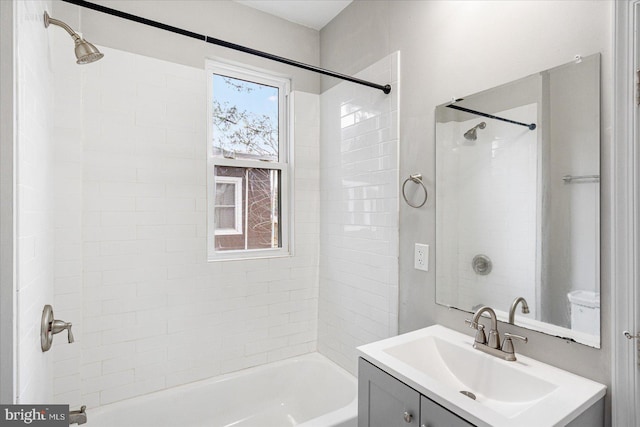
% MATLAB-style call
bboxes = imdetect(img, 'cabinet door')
[358,358,420,427]
[420,395,475,427]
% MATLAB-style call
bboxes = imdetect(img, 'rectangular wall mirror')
[435,54,601,347]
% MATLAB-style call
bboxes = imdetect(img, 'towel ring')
[402,174,428,208]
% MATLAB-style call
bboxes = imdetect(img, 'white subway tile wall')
[318,52,400,374]
[52,45,320,407]
[51,25,84,409]
[16,0,55,404]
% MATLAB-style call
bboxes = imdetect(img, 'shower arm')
[44,12,82,42]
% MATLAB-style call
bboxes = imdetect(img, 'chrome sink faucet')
[466,305,528,361]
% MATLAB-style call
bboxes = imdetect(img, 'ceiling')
[234,0,352,30]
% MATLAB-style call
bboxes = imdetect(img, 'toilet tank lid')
[568,290,600,308]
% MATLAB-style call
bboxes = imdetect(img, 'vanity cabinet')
[359,358,473,427]
[359,356,604,427]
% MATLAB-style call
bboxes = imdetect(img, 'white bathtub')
[86,353,357,427]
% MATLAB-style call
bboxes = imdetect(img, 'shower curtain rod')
[446,103,537,130]
[61,0,392,94]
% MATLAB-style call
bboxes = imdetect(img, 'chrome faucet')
[466,305,528,361]
[69,406,87,425]
[508,297,530,324]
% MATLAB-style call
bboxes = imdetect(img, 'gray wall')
[321,0,612,422]
[53,0,320,93]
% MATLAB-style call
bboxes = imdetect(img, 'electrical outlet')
[414,243,429,271]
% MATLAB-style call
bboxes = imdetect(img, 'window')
[206,60,291,260]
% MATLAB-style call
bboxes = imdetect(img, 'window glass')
[213,166,280,251]
[212,75,279,161]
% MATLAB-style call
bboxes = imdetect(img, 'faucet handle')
[503,332,528,343]
[465,319,487,345]
[474,324,487,345]
[66,323,74,343]
[501,332,528,359]
[51,320,74,343]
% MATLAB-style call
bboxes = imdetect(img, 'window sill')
[207,248,292,262]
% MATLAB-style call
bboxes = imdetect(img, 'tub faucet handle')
[41,305,76,351]
[51,319,74,343]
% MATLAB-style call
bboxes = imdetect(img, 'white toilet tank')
[568,290,600,336]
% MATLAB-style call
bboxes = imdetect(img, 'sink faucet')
[509,297,530,324]
[466,305,528,361]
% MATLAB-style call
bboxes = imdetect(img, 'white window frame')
[206,59,292,261]
[213,176,243,236]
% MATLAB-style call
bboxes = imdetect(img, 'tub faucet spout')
[69,406,87,425]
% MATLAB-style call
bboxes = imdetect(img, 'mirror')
[435,54,600,347]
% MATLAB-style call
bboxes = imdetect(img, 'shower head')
[463,122,486,141]
[44,11,104,64]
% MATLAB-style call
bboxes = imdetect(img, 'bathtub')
[86,352,357,427]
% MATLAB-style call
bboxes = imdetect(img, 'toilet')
[568,290,600,335]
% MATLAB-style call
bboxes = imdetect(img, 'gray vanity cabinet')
[359,356,605,427]
[358,358,474,427]
[358,358,420,426]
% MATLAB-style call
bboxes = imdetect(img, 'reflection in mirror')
[435,54,600,347]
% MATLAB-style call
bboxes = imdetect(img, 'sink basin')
[383,335,557,417]
[357,325,606,427]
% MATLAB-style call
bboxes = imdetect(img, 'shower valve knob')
[41,305,75,351]
[51,320,74,343]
